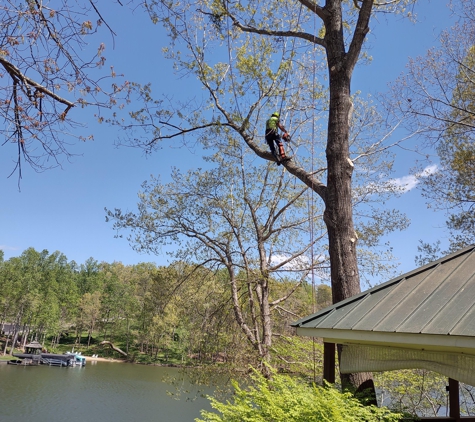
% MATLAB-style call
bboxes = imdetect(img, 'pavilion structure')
[292,245,475,422]
[24,340,43,355]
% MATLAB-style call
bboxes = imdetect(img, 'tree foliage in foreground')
[196,368,402,422]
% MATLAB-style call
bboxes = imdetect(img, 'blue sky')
[1,0,455,277]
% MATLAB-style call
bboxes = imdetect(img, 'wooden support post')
[323,342,335,384]
[448,378,460,421]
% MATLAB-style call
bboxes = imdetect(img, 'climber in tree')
[265,111,291,166]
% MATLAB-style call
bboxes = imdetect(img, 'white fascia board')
[296,327,475,355]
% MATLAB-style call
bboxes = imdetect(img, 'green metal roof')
[292,245,475,352]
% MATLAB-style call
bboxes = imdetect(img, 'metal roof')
[25,340,42,349]
[292,245,475,353]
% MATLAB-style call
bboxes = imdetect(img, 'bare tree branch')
[0,57,74,111]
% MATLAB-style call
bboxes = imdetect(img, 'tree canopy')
[0,0,128,181]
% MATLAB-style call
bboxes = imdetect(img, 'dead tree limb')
[99,341,127,357]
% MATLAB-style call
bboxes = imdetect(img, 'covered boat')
[13,341,85,367]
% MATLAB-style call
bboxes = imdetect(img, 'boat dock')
[10,341,86,367]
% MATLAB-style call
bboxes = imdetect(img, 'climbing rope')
[277,3,304,167]
[225,0,243,120]
[278,3,303,119]
[308,2,319,385]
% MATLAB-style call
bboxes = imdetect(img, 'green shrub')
[196,368,402,422]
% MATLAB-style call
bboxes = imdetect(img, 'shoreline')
[85,356,194,368]
[2,353,189,367]
[86,356,126,363]
[0,356,126,365]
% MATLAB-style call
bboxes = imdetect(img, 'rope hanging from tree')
[224,2,321,380]
[308,1,319,385]
[276,3,304,163]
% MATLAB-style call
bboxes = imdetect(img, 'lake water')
[0,361,216,422]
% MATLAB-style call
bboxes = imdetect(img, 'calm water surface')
[0,361,215,422]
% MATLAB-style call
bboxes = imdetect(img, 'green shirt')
[266,115,279,131]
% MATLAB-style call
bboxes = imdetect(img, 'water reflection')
[0,361,215,422]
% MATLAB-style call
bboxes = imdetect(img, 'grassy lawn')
[0,355,17,361]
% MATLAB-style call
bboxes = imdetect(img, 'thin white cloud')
[391,174,419,192]
[421,164,438,176]
[390,164,438,193]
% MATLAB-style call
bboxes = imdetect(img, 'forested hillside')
[0,247,330,373]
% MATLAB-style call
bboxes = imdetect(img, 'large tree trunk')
[257,278,272,378]
[323,0,375,397]
[9,313,22,356]
[3,337,9,355]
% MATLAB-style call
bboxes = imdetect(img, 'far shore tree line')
[0,247,329,371]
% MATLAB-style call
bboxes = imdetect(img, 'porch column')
[449,378,460,422]
[323,342,335,384]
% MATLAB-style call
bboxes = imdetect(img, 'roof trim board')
[295,327,475,355]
